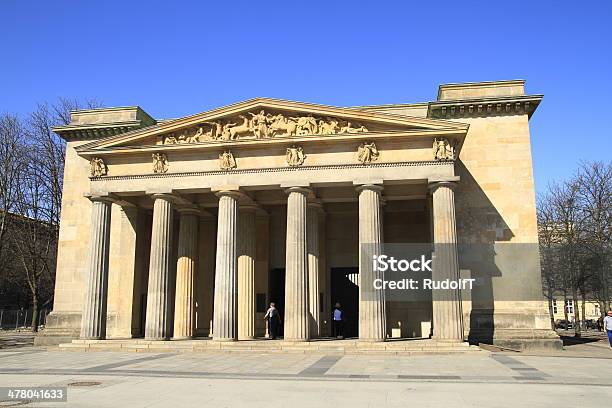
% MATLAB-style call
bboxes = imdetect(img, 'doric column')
[80,197,113,339]
[145,194,175,340]
[238,205,256,340]
[307,202,321,337]
[284,187,310,341]
[212,191,240,341]
[173,207,199,339]
[357,184,386,342]
[429,181,463,341]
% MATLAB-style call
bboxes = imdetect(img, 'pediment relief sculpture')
[357,141,379,164]
[433,137,455,161]
[162,110,369,145]
[286,145,305,167]
[219,150,237,170]
[90,157,107,177]
[152,152,169,173]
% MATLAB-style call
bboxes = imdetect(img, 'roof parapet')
[52,106,156,141]
[437,80,526,101]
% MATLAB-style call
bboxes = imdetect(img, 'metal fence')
[0,309,50,330]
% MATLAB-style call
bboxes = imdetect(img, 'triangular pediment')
[76,98,468,152]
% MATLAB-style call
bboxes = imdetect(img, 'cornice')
[90,159,454,181]
[427,95,543,120]
[76,128,466,157]
[51,121,147,141]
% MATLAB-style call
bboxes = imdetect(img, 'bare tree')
[538,194,563,329]
[0,114,26,271]
[576,161,612,314]
[538,160,612,336]
[2,98,102,331]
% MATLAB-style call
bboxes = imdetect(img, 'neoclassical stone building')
[37,80,560,350]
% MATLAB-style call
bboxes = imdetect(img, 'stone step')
[58,339,484,354]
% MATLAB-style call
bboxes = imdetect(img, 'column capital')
[215,189,245,200]
[86,194,116,204]
[355,184,383,193]
[428,180,459,193]
[239,203,258,213]
[284,186,312,196]
[307,199,323,210]
[177,206,201,216]
[150,192,181,204]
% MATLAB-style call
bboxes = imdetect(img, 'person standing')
[604,311,612,348]
[264,302,281,340]
[332,302,344,339]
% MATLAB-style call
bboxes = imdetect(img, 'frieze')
[162,110,369,145]
[92,160,453,181]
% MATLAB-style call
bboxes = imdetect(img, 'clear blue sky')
[1,1,610,193]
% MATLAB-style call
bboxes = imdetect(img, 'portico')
[78,171,463,343]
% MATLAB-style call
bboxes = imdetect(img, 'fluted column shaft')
[430,181,463,341]
[284,187,310,341]
[145,194,175,340]
[173,209,199,339]
[357,185,386,341]
[307,203,321,337]
[238,206,256,340]
[80,198,113,339]
[213,191,240,341]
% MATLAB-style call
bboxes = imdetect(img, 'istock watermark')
[372,254,432,272]
[359,242,559,302]
[372,277,476,290]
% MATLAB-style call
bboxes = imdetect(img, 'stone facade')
[35,80,561,351]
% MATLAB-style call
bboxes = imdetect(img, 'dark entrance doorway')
[268,268,285,336]
[331,267,359,338]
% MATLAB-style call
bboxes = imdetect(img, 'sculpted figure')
[357,141,379,164]
[202,121,223,140]
[433,137,455,160]
[152,153,169,173]
[248,110,271,138]
[319,118,339,135]
[164,134,178,144]
[90,157,107,177]
[269,114,298,136]
[192,126,205,142]
[339,122,368,134]
[220,121,236,140]
[219,150,237,170]
[176,130,190,143]
[228,115,252,139]
[286,145,305,167]
[294,115,318,135]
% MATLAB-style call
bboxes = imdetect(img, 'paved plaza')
[0,334,611,407]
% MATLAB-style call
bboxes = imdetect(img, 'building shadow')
[454,160,514,346]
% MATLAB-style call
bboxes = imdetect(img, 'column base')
[145,336,171,341]
[283,338,310,342]
[80,335,106,341]
[468,328,562,351]
[212,337,238,342]
[358,338,387,343]
[431,337,465,343]
[172,336,194,341]
[34,311,81,346]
